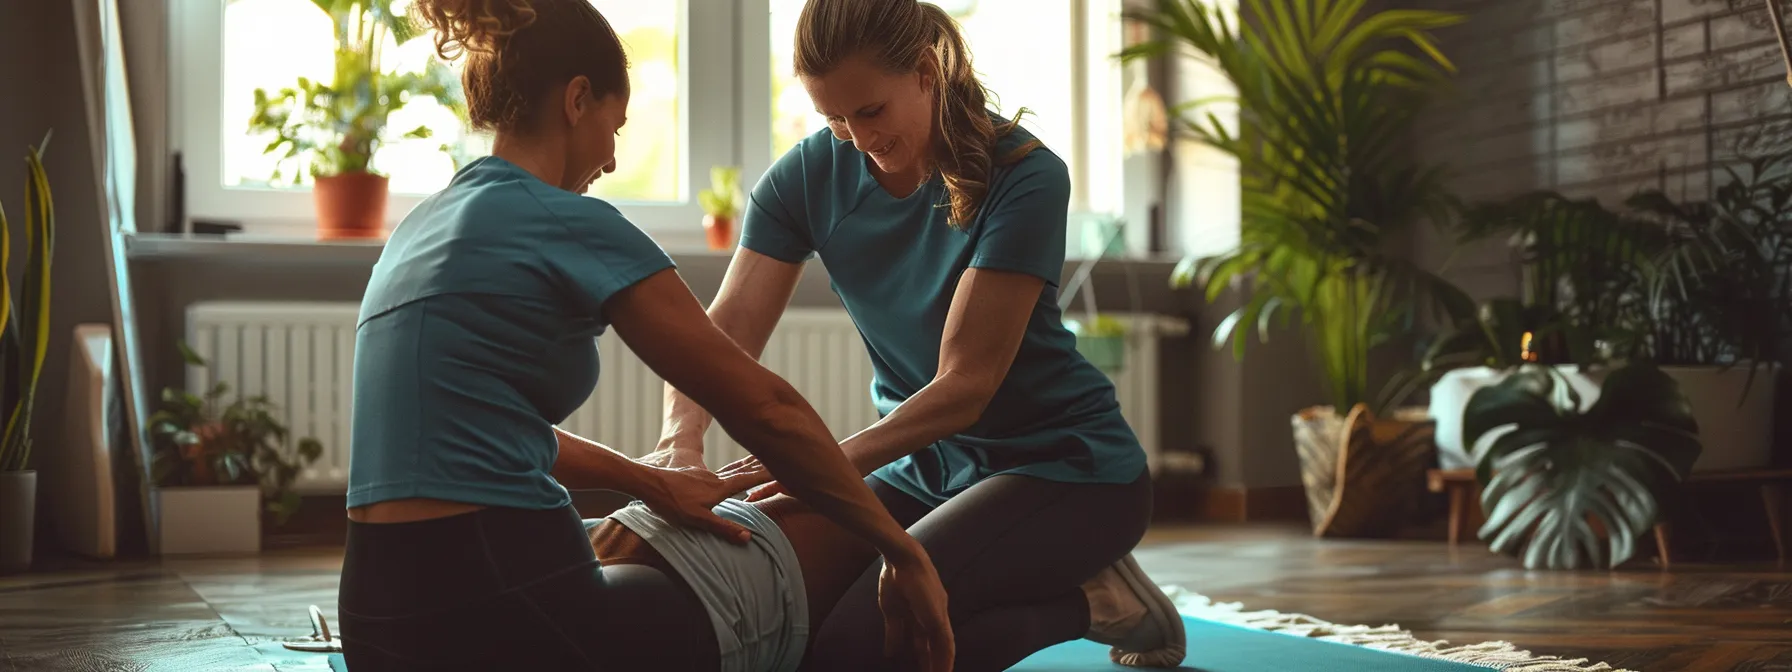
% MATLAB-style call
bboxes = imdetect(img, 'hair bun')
[417,0,539,60]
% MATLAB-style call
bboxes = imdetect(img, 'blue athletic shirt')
[346,156,675,510]
[741,116,1149,507]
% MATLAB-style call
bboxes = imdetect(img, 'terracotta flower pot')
[314,171,390,241]
[704,214,735,251]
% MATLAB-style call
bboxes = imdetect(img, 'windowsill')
[123,231,741,264]
[125,230,1191,267]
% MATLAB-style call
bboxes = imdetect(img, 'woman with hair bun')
[654,0,1188,669]
[337,1,952,670]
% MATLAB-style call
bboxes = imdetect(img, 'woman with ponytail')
[339,1,953,669]
[654,0,1187,669]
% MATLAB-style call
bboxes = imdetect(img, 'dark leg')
[806,471,1153,672]
[1762,484,1785,566]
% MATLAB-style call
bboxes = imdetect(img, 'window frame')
[167,0,1140,253]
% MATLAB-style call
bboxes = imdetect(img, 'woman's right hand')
[878,545,956,672]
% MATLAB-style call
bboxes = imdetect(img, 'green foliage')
[1627,149,1792,382]
[247,0,464,183]
[1463,363,1700,569]
[151,343,325,526]
[0,131,56,473]
[698,166,743,219]
[1428,147,1792,395]
[1123,0,1474,414]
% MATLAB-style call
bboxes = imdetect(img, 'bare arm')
[651,247,805,463]
[607,267,923,564]
[832,268,1042,475]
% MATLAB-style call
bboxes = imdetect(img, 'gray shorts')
[595,499,809,672]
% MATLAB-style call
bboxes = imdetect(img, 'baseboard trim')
[1197,485,1308,523]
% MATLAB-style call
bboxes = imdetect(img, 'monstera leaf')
[1463,363,1701,569]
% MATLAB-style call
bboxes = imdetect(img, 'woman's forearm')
[658,248,803,455]
[838,371,988,476]
[551,427,659,495]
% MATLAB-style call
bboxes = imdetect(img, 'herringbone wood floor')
[1,523,1787,671]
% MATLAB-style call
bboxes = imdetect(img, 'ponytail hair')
[415,0,630,133]
[795,0,1038,228]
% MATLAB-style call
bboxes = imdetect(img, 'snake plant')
[0,131,57,473]
[1121,0,1476,414]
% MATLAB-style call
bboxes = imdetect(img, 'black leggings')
[335,504,719,671]
[804,470,1154,672]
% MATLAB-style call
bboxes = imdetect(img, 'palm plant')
[1628,148,1792,388]
[0,132,56,474]
[1121,0,1474,415]
[1464,362,1700,569]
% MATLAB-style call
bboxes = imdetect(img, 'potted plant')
[1624,150,1791,471]
[1424,150,1791,473]
[247,0,463,241]
[1065,314,1129,375]
[1462,361,1701,569]
[1421,191,1666,470]
[1123,0,1472,537]
[0,132,55,575]
[150,344,324,555]
[699,166,743,250]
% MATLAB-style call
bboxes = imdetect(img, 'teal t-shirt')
[741,119,1148,507]
[346,156,674,510]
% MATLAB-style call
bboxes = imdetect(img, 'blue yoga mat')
[326,615,1494,671]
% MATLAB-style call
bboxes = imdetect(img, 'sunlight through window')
[219,0,682,202]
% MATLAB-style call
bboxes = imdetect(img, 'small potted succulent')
[699,166,743,250]
[150,344,324,555]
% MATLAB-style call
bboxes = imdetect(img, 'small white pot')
[155,485,262,555]
[1663,363,1780,472]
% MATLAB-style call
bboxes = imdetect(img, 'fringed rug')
[1124,584,1628,672]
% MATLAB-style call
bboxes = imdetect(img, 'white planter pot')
[1663,363,1779,472]
[1428,363,1780,474]
[155,485,262,555]
[1428,366,1604,471]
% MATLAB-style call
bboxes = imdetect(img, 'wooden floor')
[1,523,1788,671]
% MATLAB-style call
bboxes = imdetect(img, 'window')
[171,0,1144,252]
[175,0,727,240]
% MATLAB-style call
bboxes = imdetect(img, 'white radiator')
[185,301,1186,493]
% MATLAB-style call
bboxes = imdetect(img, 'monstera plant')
[1463,362,1701,569]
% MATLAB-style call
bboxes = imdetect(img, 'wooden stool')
[1426,467,1791,567]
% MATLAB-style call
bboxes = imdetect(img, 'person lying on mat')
[647,0,1185,668]
[584,491,1184,672]
[335,1,953,670]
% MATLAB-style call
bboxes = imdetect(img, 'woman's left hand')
[715,456,787,502]
[639,465,773,544]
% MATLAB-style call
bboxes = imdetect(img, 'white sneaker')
[1082,553,1187,667]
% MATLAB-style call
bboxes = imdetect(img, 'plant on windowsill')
[246,0,464,241]
[699,166,743,251]
[150,343,324,555]
[1122,0,1474,539]
[0,132,56,575]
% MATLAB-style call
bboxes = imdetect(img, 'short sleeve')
[540,196,677,315]
[968,156,1071,286]
[738,143,818,263]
